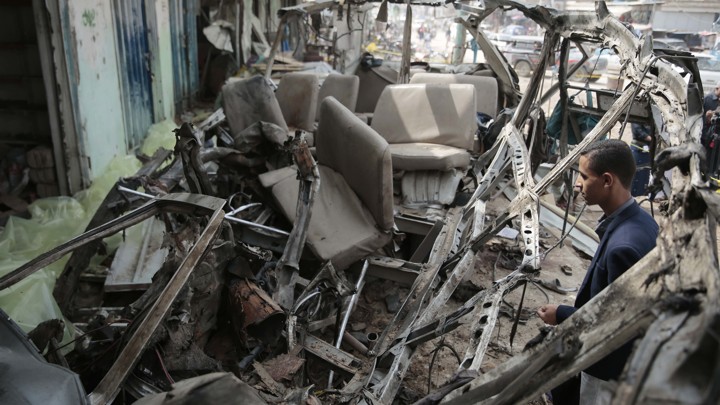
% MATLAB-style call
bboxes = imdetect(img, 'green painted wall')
[68,0,127,179]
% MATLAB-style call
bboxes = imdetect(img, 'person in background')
[537,139,659,405]
[703,86,720,176]
[703,86,720,143]
[629,123,653,196]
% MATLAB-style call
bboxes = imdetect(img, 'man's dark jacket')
[555,201,658,381]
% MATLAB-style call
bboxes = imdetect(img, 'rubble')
[0,1,719,405]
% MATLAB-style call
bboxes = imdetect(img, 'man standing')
[537,139,659,404]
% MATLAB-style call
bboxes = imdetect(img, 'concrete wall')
[67,0,127,179]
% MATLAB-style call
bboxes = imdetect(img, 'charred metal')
[1,1,719,404]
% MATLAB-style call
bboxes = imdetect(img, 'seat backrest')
[316,97,393,231]
[409,73,499,117]
[316,74,360,121]
[355,64,397,113]
[276,72,319,132]
[370,83,477,150]
[221,76,288,137]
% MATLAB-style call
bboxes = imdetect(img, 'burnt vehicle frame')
[1,1,718,404]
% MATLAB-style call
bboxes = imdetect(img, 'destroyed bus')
[0,1,718,404]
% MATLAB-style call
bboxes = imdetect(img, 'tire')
[514,60,532,77]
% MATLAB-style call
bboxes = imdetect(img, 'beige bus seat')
[370,83,477,172]
[316,74,360,121]
[221,76,288,140]
[276,72,320,144]
[355,63,397,114]
[259,97,393,270]
[409,72,499,118]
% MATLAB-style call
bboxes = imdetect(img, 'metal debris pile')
[1,2,720,404]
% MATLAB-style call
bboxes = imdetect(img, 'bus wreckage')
[1,1,718,404]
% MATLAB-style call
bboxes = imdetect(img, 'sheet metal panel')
[169,0,198,112]
[113,0,154,149]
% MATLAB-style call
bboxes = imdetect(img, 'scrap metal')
[2,1,718,404]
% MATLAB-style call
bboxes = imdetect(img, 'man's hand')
[537,304,559,325]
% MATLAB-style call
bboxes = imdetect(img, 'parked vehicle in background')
[653,37,690,52]
[592,47,621,74]
[501,24,527,37]
[653,31,704,51]
[710,41,720,60]
[502,35,543,77]
[564,45,607,82]
[593,47,623,87]
[487,24,530,47]
[694,53,720,92]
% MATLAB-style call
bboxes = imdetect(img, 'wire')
[303,18,363,44]
[47,319,133,354]
[529,280,550,303]
[541,202,587,260]
[156,347,175,385]
[576,44,603,85]
[427,337,461,394]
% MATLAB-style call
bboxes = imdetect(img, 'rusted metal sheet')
[302,334,364,375]
[228,278,285,344]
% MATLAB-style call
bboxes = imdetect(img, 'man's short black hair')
[580,139,636,189]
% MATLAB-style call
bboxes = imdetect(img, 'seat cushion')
[258,166,391,270]
[388,143,471,171]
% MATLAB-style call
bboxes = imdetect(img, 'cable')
[427,337,461,394]
[47,319,133,354]
[156,347,175,384]
[541,202,587,260]
[529,280,550,303]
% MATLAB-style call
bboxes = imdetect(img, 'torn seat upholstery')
[259,97,393,270]
[370,83,477,171]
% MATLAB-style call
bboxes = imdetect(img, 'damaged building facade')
[0,0,197,198]
[1,0,719,404]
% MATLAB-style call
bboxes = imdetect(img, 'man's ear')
[602,172,614,188]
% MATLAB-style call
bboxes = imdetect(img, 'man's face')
[715,86,720,97]
[575,155,606,206]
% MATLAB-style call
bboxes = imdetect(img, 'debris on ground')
[0,2,719,405]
